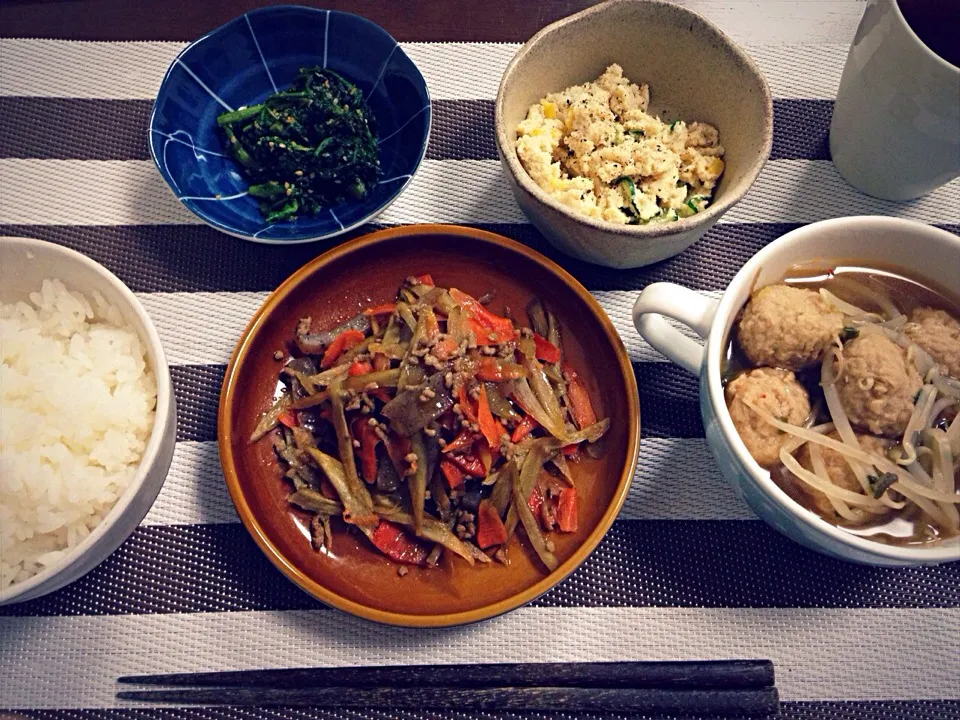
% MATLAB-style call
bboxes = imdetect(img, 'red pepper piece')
[562,443,580,458]
[414,273,435,287]
[475,356,526,382]
[362,303,396,316]
[457,382,478,423]
[532,333,562,364]
[556,487,578,532]
[443,428,477,454]
[449,288,516,345]
[476,500,508,549]
[320,329,365,369]
[511,414,538,443]
[439,458,466,489]
[277,409,298,428]
[476,384,505,449]
[563,362,597,429]
[351,417,380,483]
[449,452,485,477]
[347,359,373,377]
[369,520,428,565]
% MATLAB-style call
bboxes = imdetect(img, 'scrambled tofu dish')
[515,64,725,225]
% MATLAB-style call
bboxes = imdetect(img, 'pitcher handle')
[633,283,718,374]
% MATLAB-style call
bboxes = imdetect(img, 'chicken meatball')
[726,367,811,468]
[795,432,892,521]
[837,332,922,437]
[737,285,844,370]
[904,306,960,379]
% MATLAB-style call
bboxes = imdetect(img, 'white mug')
[632,216,960,566]
[830,0,960,201]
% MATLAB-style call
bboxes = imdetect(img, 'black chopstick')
[117,686,780,715]
[119,659,774,690]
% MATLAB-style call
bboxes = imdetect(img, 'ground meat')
[795,432,892,522]
[904,306,960,379]
[737,285,844,371]
[726,367,811,468]
[837,332,923,437]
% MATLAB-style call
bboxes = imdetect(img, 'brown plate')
[218,224,640,626]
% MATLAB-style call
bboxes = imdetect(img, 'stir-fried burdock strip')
[251,275,610,572]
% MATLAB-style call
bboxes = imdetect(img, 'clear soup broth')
[725,262,960,547]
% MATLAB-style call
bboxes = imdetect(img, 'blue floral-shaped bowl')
[149,6,431,244]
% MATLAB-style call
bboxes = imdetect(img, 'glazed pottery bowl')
[150,5,430,244]
[218,224,641,626]
[495,0,772,268]
[633,216,960,566]
[0,237,177,605]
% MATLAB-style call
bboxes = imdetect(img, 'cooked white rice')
[0,279,156,589]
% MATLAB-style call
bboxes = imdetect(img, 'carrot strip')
[511,414,538,443]
[563,362,597,429]
[362,303,396,316]
[557,487,578,532]
[320,329,365,369]
[476,385,504,448]
[476,500,508,549]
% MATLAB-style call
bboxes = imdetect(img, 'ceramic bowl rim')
[704,216,960,565]
[494,0,773,241]
[148,4,432,245]
[0,236,175,604]
[217,223,642,627]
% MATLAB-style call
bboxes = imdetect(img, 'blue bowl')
[149,6,431,244]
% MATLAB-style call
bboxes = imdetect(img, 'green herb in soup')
[216,67,380,223]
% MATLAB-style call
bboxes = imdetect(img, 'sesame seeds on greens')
[216,67,381,223]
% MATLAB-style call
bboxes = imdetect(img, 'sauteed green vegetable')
[217,67,380,223]
[251,275,609,572]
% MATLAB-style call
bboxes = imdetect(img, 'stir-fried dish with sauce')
[251,275,609,572]
[726,266,960,545]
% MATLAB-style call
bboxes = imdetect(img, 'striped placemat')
[1,1,959,718]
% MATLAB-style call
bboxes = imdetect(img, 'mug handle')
[633,283,719,374]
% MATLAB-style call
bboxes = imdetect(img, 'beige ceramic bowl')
[495,0,773,269]
[0,237,177,605]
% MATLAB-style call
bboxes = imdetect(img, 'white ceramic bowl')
[494,0,772,269]
[0,237,177,605]
[632,217,960,566]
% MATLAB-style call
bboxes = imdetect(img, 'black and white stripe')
[2,520,958,618]
[0,96,834,162]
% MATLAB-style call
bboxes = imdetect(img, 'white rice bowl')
[0,279,157,588]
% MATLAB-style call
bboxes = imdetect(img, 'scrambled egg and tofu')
[515,64,725,225]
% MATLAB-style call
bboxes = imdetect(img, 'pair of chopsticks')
[118,660,779,715]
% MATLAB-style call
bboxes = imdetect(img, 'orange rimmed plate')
[218,224,640,626]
